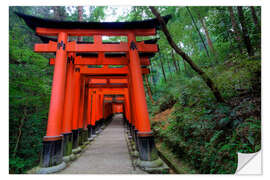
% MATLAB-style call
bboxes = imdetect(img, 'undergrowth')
[9,37,53,173]
[148,55,261,174]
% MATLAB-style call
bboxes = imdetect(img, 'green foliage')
[9,13,53,172]
[150,55,261,174]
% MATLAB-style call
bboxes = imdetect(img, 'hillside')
[149,56,261,174]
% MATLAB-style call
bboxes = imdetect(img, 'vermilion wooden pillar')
[128,71,141,154]
[95,93,101,133]
[95,93,100,131]
[128,33,158,162]
[41,32,68,168]
[62,55,75,160]
[99,94,105,127]
[128,72,138,141]
[90,90,97,136]
[78,76,86,146]
[82,82,89,143]
[124,88,131,124]
[87,88,94,140]
[83,87,89,130]
[128,33,151,133]
[87,88,92,126]
[71,67,81,152]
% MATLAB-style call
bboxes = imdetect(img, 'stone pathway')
[59,114,146,174]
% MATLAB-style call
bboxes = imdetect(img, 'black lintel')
[15,12,171,31]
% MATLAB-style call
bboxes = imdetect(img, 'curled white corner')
[235,150,262,174]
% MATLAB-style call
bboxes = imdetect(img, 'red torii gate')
[16,12,171,173]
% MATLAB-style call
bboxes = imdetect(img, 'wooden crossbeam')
[49,56,150,66]
[88,84,128,88]
[85,76,128,79]
[104,94,124,97]
[78,66,150,75]
[89,79,107,84]
[108,79,128,84]
[89,78,128,84]
[36,27,156,36]
[35,41,158,53]
[91,89,126,95]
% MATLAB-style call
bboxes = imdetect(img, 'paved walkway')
[59,114,146,174]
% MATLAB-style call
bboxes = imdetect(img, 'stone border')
[34,162,66,174]
[123,123,170,174]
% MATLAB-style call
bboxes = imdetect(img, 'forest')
[9,6,261,174]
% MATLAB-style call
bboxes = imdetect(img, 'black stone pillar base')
[123,117,126,126]
[131,125,137,141]
[71,129,79,149]
[87,125,93,140]
[91,125,97,137]
[127,123,132,136]
[96,121,102,134]
[137,134,159,161]
[100,118,105,129]
[40,136,64,168]
[62,132,73,158]
[82,129,88,143]
[134,129,139,151]
[79,129,89,151]
[126,121,130,129]
[124,121,130,133]
[71,129,81,154]
[78,128,83,146]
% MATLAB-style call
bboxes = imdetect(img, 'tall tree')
[53,6,67,21]
[150,7,224,103]
[77,6,83,42]
[228,7,243,53]
[171,50,179,72]
[158,53,167,82]
[186,7,210,58]
[167,58,173,78]
[144,75,155,104]
[250,6,261,33]
[197,12,218,63]
[237,7,254,57]
[89,6,106,22]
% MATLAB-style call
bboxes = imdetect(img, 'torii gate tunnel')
[17,12,171,171]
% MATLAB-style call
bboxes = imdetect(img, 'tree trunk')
[237,6,254,57]
[183,60,187,72]
[176,57,181,72]
[197,12,218,63]
[13,107,27,157]
[227,30,234,49]
[186,7,210,58]
[53,7,60,20]
[228,7,243,53]
[250,6,261,33]
[167,59,173,79]
[159,52,167,82]
[144,74,155,104]
[150,65,156,86]
[149,66,153,84]
[78,6,83,42]
[53,7,66,21]
[150,6,225,103]
[171,50,179,72]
